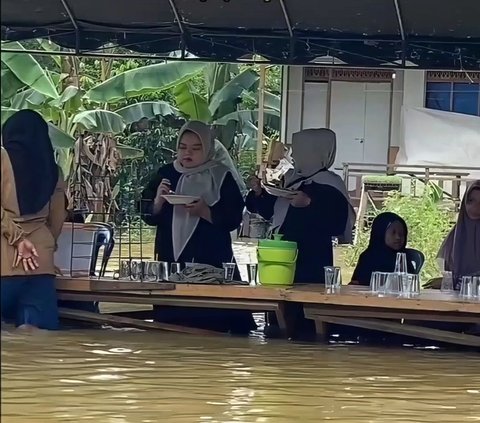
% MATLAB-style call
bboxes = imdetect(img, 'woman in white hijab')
[247,128,355,284]
[141,121,255,334]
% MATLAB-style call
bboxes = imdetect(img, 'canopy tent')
[1,0,479,69]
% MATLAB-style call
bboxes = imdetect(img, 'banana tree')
[174,63,281,149]
[85,61,281,150]
[1,44,198,166]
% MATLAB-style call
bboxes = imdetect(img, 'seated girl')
[350,212,417,286]
[436,180,480,287]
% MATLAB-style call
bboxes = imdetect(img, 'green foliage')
[344,187,455,282]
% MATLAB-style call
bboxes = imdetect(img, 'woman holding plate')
[141,121,255,334]
[246,128,354,284]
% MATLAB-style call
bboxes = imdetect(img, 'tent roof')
[1,0,480,69]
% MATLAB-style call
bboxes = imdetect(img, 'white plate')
[263,185,298,198]
[161,195,199,205]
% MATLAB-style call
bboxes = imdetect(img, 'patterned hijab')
[438,180,480,277]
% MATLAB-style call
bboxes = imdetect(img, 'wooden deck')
[56,278,480,347]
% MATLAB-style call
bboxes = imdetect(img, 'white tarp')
[398,107,480,172]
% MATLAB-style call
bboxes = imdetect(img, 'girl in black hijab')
[2,109,59,215]
[351,212,416,286]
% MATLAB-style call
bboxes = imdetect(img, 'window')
[425,81,480,116]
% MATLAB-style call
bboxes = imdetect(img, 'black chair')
[406,248,425,274]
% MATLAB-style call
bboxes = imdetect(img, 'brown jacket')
[1,147,67,277]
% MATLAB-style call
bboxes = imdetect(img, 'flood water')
[2,327,479,423]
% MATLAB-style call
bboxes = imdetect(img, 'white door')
[363,82,391,165]
[330,81,391,189]
[330,81,367,178]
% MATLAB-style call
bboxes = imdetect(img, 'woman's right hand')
[156,179,171,200]
[153,179,171,214]
[248,176,262,195]
[14,239,39,271]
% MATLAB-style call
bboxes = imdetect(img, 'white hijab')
[172,121,231,261]
[272,128,356,244]
[213,140,247,194]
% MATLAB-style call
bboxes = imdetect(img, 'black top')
[246,183,349,283]
[141,163,244,267]
[351,212,416,286]
[2,110,58,215]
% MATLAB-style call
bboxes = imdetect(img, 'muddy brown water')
[2,326,479,423]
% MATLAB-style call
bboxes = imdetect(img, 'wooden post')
[256,64,266,168]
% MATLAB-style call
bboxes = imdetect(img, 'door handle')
[354,137,365,143]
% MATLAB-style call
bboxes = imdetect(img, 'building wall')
[281,66,428,159]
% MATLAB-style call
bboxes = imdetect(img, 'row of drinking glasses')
[117,260,180,282]
[370,272,420,297]
[115,260,258,284]
[459,276,480,300]
[438,271,479,299]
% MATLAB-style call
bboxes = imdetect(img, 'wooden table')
[56,278,480,346]
[56,277,291,335]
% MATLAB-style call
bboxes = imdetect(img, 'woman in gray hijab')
[141,121,256,334]
[247,128,354,284]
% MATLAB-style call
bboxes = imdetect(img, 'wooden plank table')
[56,277,293,336]
[56,278,480,346]
[294,286,480,347]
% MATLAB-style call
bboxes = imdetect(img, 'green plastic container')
[258,234,297,250]
[258,246,297,262]
[258,260,297,286]
[257,243,298,286]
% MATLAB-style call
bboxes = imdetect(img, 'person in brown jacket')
[1,110,66,330]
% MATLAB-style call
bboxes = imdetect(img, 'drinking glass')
[223,263,236,281]
[459,276,474,298]
[369,271,379,293]
[130,260,145,281]
[441,271,454,292]
[409,274,421,296]
[170,262,182,277]
[399,274,419,298]
[375,272,389,295]
[144,261,161,281]
[247,263,258,285]
[158,261,169,281]
[394,252,408,274]
[324,266,342,294]
[473,276,480,300]
[119,260,132,280]
[385,272,401,295]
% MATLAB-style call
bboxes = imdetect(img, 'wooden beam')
[304,305,480,323]
[57,291,283,312]
[59,308,227,337]
[304,314,480,348]
[56,278,175,292]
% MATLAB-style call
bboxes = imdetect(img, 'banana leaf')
[73,110,126,133]
[209,69,259,117]
[174,82,212,122]
[1,42,58,99]
[87,62,206,103]
[115,101,180,125]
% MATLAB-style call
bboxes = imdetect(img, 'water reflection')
[1,329,479,422]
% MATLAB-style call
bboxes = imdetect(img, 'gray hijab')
[272,128,356,243]
[172,121,230,261]
[438,180,480,276]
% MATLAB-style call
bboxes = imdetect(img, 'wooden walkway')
[56,278,480,347]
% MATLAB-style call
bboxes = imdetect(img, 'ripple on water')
[1,329,480,423]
